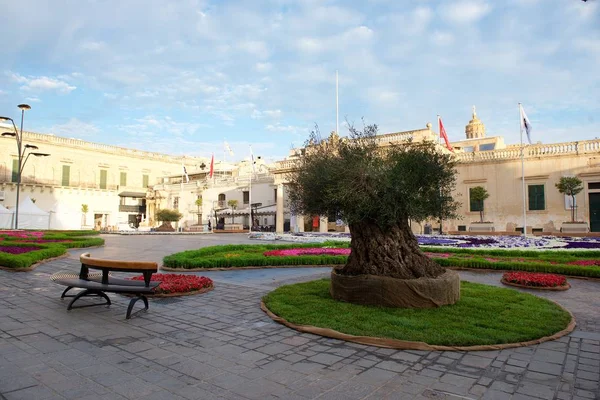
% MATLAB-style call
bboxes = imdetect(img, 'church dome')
[465,106,486,139]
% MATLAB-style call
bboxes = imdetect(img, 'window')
[120,172,127,187]
[61,165,70,186]
[274,188,278,202]
[528,184,545,210]
[479,143,496,151]
[99,170,107,189]
[218,193,226,208]
[243,191,249,204]
[11,159,18,183]
[173,196,179,210]
[589,182,600,190]
[463,146,474,152]
[142,174,149,188]
[469,188,483,212]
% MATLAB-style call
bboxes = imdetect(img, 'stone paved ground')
[0,234,599,400]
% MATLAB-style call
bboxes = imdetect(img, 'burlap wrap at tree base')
[330,268,460,308]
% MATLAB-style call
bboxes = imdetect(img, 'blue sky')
[1,0,599,162]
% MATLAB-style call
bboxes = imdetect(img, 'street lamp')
[1,104,50,229]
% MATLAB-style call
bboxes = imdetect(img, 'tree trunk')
[341,219,445,279]
[571,196,575,222]
[480,210,484,223]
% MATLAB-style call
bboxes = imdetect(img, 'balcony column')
[276,183,284,233]
[319,216,328,233]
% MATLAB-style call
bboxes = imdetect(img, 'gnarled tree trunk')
[340,219,445,279]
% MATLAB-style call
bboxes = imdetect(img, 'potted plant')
[469,186,494,232]
[155,208,183,232]
[556,177,587,233]
[195,197,202,225]
[81,204,89,227]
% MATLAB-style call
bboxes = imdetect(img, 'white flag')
[182,165,189,183]
[224,141,234,156]
[520,104,532,144]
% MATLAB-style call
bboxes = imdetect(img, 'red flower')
[502,271,567,288]
[129,273,213,295]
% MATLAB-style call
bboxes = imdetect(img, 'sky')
[0,0,599,163]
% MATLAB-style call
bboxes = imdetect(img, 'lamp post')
[1,104,50,229]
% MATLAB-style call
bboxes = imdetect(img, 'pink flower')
[264,248,351,257]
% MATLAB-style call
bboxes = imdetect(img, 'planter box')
[560,222,589,234]
[469,222,495,232]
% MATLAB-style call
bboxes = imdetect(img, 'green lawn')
[263,280,572,346]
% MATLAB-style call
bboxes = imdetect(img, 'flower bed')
[0,230,104,269]
[502,271,569,290]
[129,273,213,296]
[264,248,351,257]
[0,245,42,255]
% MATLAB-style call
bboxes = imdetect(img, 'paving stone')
[516,381,557,400]
[527,360,563,375]
[490,381,515,393]
[460,355,493,368]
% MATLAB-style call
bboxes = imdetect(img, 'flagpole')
[336,70,339,135]
[180,162,184,232]
[519,103,527,236]
[249,146,253,231]
[437,115,441,146]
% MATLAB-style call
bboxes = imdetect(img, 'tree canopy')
[156,208,183,222]
[287,124,460,229]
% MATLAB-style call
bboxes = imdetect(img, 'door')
[589,193,600,232]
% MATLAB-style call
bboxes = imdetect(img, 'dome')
[465,105,486,139]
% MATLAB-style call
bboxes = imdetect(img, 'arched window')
[218,193,226,208]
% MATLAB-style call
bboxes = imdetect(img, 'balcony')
[119,205,147,213]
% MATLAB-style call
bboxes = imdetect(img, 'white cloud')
[79,40,106,51]
[431,31,454,46]
[47,118,100,138]
[9,72,76,93]
[266,123,304,134]
[256,62,272,73]
[441,1,492,24]
[25,96,41,103]
[238,40,269,59]
[251,109,282,120]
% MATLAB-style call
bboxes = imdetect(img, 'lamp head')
[2,132,17,137]
[17,104,31,111]
[0,116,14,122]
[24,144,39,149]
[31,152,50,157]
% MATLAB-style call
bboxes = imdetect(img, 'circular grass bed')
[262,279,574,349]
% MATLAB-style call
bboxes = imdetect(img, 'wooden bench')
[51,253,160,319]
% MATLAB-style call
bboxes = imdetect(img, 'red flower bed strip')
[130,273,213,295]
[502,271,567,288]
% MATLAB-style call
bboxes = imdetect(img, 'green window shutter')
[99,170,107,189]
[142,174,149,188]
[62,165,70,187]
[469,188,483,212]
[120,172,127,187]
[11,159,19,183]
[528,185,545,211]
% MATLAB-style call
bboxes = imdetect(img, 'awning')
[118,191,147,198]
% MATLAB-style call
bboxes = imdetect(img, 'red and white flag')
[209,154,214,178]
[438,116,453,151]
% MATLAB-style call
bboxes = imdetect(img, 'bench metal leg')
[126,294,149,319]
[61,286,74,299]
[67,289,111,311]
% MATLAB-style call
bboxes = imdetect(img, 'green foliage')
[195,198,203,207]
[0,244,66,269]
[263,280,571,346]
[287,124,460,228]
[156,208,183,222]
[555,177,584,222]
[227,200,238,209]
[469,186,489,222]
[81,204,89,213]
[162,243,600,277]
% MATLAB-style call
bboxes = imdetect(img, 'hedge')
[163,243,600,278]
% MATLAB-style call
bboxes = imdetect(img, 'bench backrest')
[80,253,158,286]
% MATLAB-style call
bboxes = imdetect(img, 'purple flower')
[0,246,42,254]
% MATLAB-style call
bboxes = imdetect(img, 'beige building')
[272,108,600,234]
[0,130,205,230]
[3,107,599,234]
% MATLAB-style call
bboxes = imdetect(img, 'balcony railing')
[119,205,147,213]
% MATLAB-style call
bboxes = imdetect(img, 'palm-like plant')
[81,204,89,226]
[227,199,238,224]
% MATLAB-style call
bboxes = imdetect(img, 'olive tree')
[227,199,238,224]
[287,124,460,280]
[469,186,489,223]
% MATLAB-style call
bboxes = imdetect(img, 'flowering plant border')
[129,273,214,297]
[501,272,570,291]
